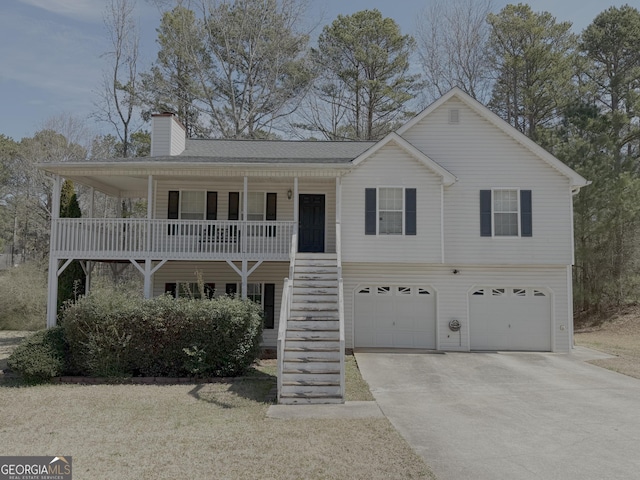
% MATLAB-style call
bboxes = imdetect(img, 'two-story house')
[40,88,588,403]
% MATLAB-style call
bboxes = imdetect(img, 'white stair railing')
[277,232,297,403]
[336,222,345,401]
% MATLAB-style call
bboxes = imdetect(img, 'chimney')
[151,113,186,156]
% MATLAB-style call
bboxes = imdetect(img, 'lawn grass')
[575,306,640,379]
[0,332,433,480]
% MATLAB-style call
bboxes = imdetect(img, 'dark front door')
[299,194,325,253]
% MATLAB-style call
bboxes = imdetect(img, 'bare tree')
[417,0,494,103]
[94,0,141,157]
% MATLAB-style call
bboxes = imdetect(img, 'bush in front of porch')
[62,291,263,377]
[27,290,264,379]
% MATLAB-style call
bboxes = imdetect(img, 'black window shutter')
[263,283,275,329]
[405,188,417,235]
[165,283,177,298]
[266,193,277,220]
[168,191,179,219]
[225,283,238,296]
[206,192,217,220]
[228,192,240,220]
[480,190,492,237]
[167,191,179,235]
[520,190,532,237]
[365,188,377,235]
[266,192,277,237]
[204,283,215,299]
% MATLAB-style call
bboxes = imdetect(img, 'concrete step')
[280,384,341,396]
[286,330,340,340]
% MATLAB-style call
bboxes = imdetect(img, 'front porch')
[51,218,297,261]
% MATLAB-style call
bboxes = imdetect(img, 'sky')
[0,0,636,142]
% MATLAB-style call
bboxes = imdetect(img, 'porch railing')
[51,218,297,260]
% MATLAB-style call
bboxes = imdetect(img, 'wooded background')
[1,0,639,323]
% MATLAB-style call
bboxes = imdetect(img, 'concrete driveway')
[355,348,640,480]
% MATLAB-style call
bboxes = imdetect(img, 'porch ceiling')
[52,172,338,198]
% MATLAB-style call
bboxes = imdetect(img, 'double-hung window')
[365,187,417,236]
[168,190,217,236]
[244,192,265,221]
[379,188,404,235]
[168,190,217,221]
[480,189,532,237]
[180,191,205,220]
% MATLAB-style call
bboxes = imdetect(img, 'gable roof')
[182,138,375,161]
[351,132,457,186]
[397,87,589,189]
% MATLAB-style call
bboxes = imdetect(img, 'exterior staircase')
[279,252,344,404]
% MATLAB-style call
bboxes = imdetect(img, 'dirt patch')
[575,306,640,379]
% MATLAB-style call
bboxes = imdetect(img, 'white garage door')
[354,285,436,349]
[469,287,551,351]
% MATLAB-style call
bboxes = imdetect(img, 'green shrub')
[7,327,68,382]
[61,290,263,377]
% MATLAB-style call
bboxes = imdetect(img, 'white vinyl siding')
[343,263,571,352]
[153,261,288,346]
[400,97,573,265]
[341,143,443,263]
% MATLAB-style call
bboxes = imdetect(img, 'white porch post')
[143,260,152,298]
[80,261,95,295]
[335,176,341,224]
[241,259,248,299]
[46,175,63,328]
[146,174,153,252]
[293,177,299,224]
[89,187,95,218]
[242,176,248,256]
[336,176,341,256]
